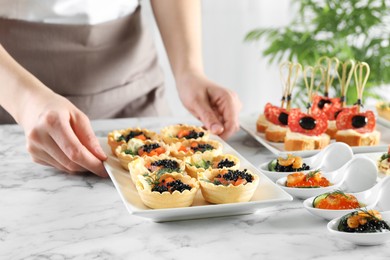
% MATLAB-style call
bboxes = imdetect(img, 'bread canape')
[311,57,344,139]
[285,65,330,151]
[115,139,170,170]
[169,139,222,160]
[128,155,186,184]
[107,128,158,155]
[184,153,240,179]
[198,168,259,204]
[257,62,302,142]
[136,172,199,209]
[160,124,209,144]
[335,62,380,146]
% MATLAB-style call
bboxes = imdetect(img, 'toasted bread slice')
[335,130,380,146]
[284,131,330,151]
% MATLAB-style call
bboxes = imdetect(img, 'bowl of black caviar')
[259,154,312,182]
[259,142,353,182]
[327,210,390,246]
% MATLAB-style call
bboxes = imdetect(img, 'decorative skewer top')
[303,65,324,114]
[354,62,370,113]
[279,61,302,111]
[317,56,339,97]
[337,59,355,107]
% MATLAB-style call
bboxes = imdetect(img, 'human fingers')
[32,152,84,175]
[43,111,108,177]
[26,128,87,173]
[205,86,241,139]
[190,98,225,136]
[218,91,242,139]
[71,112,107,161]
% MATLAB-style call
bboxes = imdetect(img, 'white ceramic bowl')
[259,142,353,182]
[303,176,390,220]
[327,211,390,246]
[276,156,378,200]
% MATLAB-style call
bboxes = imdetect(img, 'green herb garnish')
[268,159,277,171]
[194,160,212,169]
[156,168,180,175]
[305,169,321,181]
[116,131,145,142]
[124,149,137,155]
[324,190,349,199]
[381,153,390,161]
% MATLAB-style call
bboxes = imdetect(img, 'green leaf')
[245,0,390,105]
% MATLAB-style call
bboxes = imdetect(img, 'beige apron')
[0,6,171,124]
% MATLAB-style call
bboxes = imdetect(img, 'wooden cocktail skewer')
[303,65,324,114]
[279,61,291,109]
[280,61,302,111]
[317,56,340,97]
[354,62,370,113]
[338,59,355,108]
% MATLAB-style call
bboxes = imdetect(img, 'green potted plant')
[245,0,390,107]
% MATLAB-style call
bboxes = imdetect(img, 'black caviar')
[182,130,205,139]
[274,162,310,172]
[216,169,253,183]
[151,159,179,170]
[152,179,191,193]
[192,143,214,153]
[151,185,168,193]
[117,131,145,142]
[217,158,235,168]
[141,143,160,153]
[338,212,390,233]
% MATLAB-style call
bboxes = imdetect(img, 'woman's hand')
[19,91,108,177]
[0,45,108,177]
[176,71,242,140]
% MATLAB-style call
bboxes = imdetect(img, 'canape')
[199,168,259,204]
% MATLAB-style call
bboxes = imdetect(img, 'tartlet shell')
[376,101,390,121]
[115,139,170,170]
[128,155,186,184]
[185,153,240,179]
[160,124,210,144]
[136,173,199,209]
[169,139,223,160]
[199,169,259,204]
[107,128,159,155]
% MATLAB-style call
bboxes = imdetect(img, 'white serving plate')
[100,137,293,222]
[240,114,389,157]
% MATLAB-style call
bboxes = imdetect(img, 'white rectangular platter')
[100,136,293,222]
[240,114,389,157]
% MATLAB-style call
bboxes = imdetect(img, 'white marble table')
[1,117,389,260]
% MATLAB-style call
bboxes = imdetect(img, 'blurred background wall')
[142,0,388,118]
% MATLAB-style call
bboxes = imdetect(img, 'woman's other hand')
[176,71,242,140]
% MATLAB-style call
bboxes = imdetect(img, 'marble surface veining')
[1,117,390,260]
